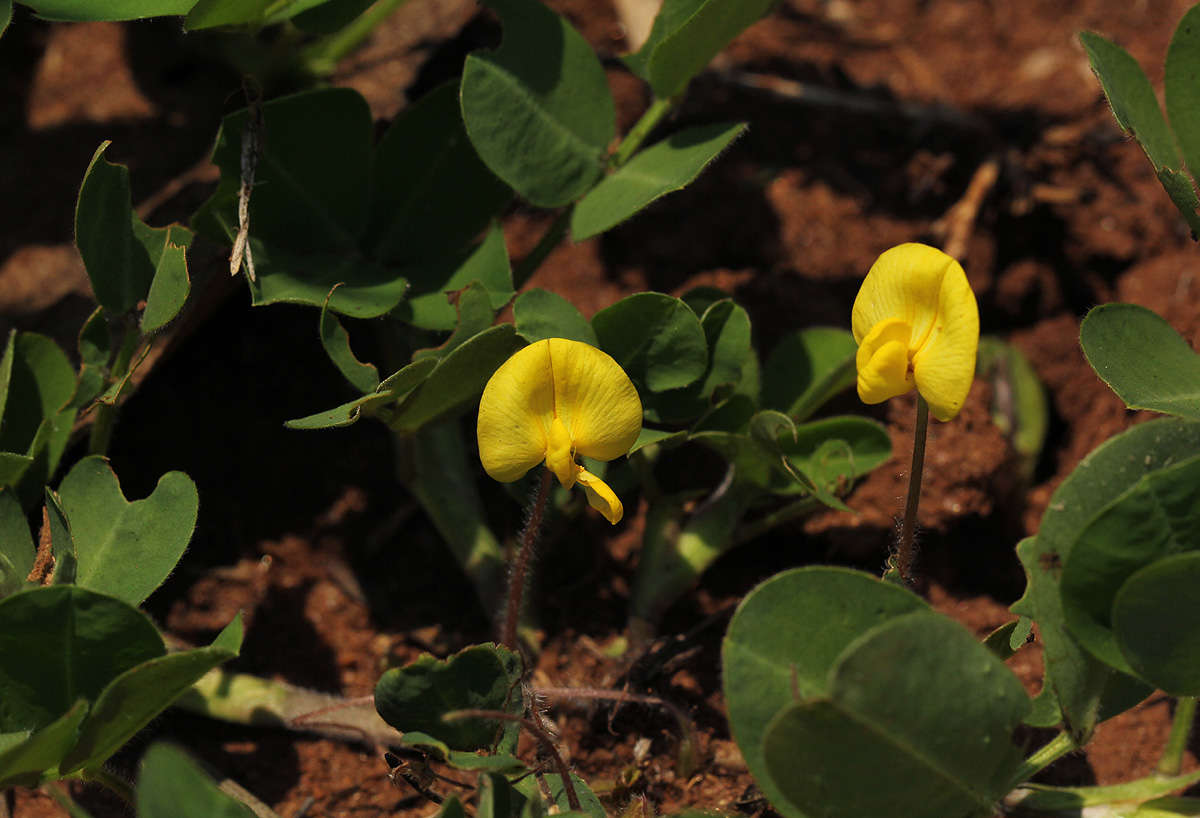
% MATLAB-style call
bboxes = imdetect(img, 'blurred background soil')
[5,1,1200,815]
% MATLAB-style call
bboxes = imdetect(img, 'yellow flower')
[851,243,979,421]
[477,338,643,524]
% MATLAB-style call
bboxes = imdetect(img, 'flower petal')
[851,243,959,350]
[546,416,577,488]
[912,262,979,421]
[477,340,555,482]
[546,338,642,462]
[856,317,915,404]
[575,467,623,524]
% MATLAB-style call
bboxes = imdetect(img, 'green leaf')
[0,490,33,597]
[570,122,746,240]
[75,142,190,317]
[45,488,77,586]
[0,0,10,40]
[284,358,439,430]
[399,733,525,774]
[388,325,524,433]
[369,82,511,264]
[722,567,928,814]
[57,456,199,607]
[761,328,857,422]
[397,224,513,332]
[460,0,614,207]
[1080,303,1200,419]
[1010,420,1200,739]
[192,89,409,317]
[779,416,890,495]
[513,289,597,345]
[1111,552,1200,695]
[413,282,500,363]
[246,243,410,318]
[140,224,193,333]
[1081,31,1181,175]
[1166,6,1200,189]
[1082,30,1200,235]
[1060,455,1200,675]
[513,773,605,818]
[761,612,1028,818]
[71,307,111,410]
[60,615,242,774]
[183,0,271,29]
[0,586,164,733]
[291,0,375,34]
[137,743,257,818]
[624,0,775,98]
[0,700,87,790]
[644,298,753,424]
[0,332,77,504]
[592,292,707,393]
[374,644,523,751]
[16,0,192,22]
[319,287,379,394]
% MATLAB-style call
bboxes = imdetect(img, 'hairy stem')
[502,469,553,650]
[895,395,929,583]
[442,709,581,811]
[1159,696,1197,776]
[81,765,134,805]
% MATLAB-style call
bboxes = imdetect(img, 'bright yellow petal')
[856,318,915,404]
[476,340,554,482]
[912,263,979,421]
[546,416,577,488]
[575,467,623,524]
[546,338,642,462]
[851,243,958,350]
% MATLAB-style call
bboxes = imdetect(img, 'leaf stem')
[501,468,553,650]
[1159,696,1197,776]
[1008,731,1077,787]
[87,320,141,456]
[894,395,929,583]
[613,96,675,168]
[299,0,414,75]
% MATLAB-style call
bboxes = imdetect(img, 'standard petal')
[477,340,555,482]
[856,318,915,404]
[546,338,642,462]
[851,243,958,349]
[913,262,979,421]
[575,467,624,524]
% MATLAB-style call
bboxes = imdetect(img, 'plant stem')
[443,709,581,811]
[88,320,140,456]
[511,94,676,290]
[1008,731,1077,787]
[1159,696,1197,776]
[612,96,675,168]
[300,0,413,75]
[501,468,553,650]
[894,395,929,583]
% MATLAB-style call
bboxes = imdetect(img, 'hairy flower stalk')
[477,338,642,646]
[852,243,979,582]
